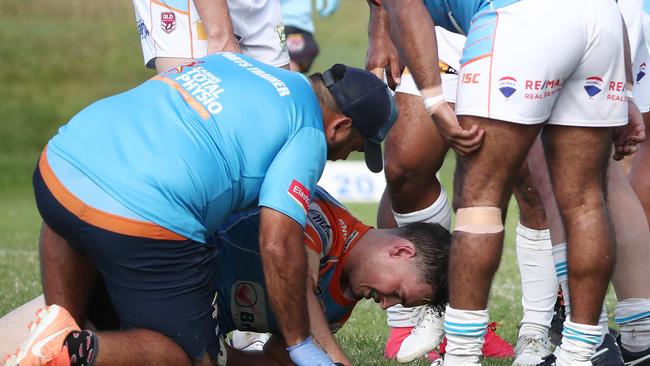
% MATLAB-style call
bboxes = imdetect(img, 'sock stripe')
[562,325,601,345]
[615,310,650,324]
[444,321,488,336]
[562,333,600,345]
[443,320,488,328]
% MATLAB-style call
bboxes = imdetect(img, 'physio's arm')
[306,278,351,365]
[193,0,242,54]
[259,207,310,346]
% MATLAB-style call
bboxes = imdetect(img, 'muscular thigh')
[384,92,448,180]
[453,116,540,209]
[541,125,612,210]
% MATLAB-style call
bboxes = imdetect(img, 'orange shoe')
[4,305,79,366]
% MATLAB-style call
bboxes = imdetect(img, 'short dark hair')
[308,73,341,114]
[397,222,451,311]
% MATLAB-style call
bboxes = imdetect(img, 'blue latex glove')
[287,336,337,366]
[315,0,339,17]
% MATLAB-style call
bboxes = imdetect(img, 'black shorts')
[285,26,319,73]
[33,158,219,359]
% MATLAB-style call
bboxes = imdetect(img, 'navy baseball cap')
[322,64,398,173]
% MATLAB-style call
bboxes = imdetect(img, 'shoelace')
[516,335,549,355]
[409,305,439,329]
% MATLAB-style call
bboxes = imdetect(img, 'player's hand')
[366,36,402,89]
[366,27,402,89]
[287,336,337,366]
[316,0,339,17]
[613,99,645,160]
[431,102,484,156]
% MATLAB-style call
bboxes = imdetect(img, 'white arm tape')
[423,94,445,110]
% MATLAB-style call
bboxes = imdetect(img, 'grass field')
[0,1,618,365]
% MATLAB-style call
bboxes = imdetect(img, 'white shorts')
[132,0,290,69]
[395,27,464,103]
[619,0,650,112]
[456,0,628,127]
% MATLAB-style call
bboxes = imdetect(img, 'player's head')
[347,222,451,310]
[309,64,398,172]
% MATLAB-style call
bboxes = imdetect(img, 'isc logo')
[462,73,480,84]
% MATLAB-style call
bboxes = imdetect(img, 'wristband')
[421,86,445,114]
[626,89,635,101]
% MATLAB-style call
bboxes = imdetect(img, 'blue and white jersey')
[422,0,521,34]
[47,53,326,243]
[213,187,369,335]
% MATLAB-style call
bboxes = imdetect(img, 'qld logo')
[498,76,517,98]
[235,282,258,307]
[584,76,603,97]
[638,63,646,83]
[161,11,176,33]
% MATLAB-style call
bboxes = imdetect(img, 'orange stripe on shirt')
[152,75,210,120]
[39,149,187,241]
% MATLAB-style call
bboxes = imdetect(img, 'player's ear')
[388,242,416,259]
[325,113,353,144]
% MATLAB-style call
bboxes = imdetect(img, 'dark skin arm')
[259,207,310,347]
[380,0,484,155]
[366,2,402,89]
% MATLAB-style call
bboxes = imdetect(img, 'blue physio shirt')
[281,0,315,33]
[47,53,326,243]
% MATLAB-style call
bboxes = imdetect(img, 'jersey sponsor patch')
[498,76,517,98]
[231,281,269,332]
[161,12,176,33]
[584,76,603,97]
[288,179,310,213]
[638,63,647,83]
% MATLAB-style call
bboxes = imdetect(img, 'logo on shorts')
[136,19,149,40]
[161,11,176,33]
[637,63,647,83]
[584,76,603,97]
[288,180,310,213]
[498,76,517,98]
[234,282,258,307]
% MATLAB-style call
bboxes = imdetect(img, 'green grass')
[0,1,619,365]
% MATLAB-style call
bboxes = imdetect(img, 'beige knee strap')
[454,207,504,234]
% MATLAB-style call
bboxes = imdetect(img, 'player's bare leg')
[445,116,541,365]
[609,160,650,362]
[39,223,96,325]
[542,125,615,365]
[512,162,556,365]
[379,92,451,362]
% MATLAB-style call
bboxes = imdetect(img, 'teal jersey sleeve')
[258,126,327,227]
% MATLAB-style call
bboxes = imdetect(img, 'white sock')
[443,305,488,366]
[388,187,451,327]
[557,317,602,366]
[516,222,556,338]
[552,243,570,319]
[553,243,609,339]
[392,187,451,230]
[615,298,650,352]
